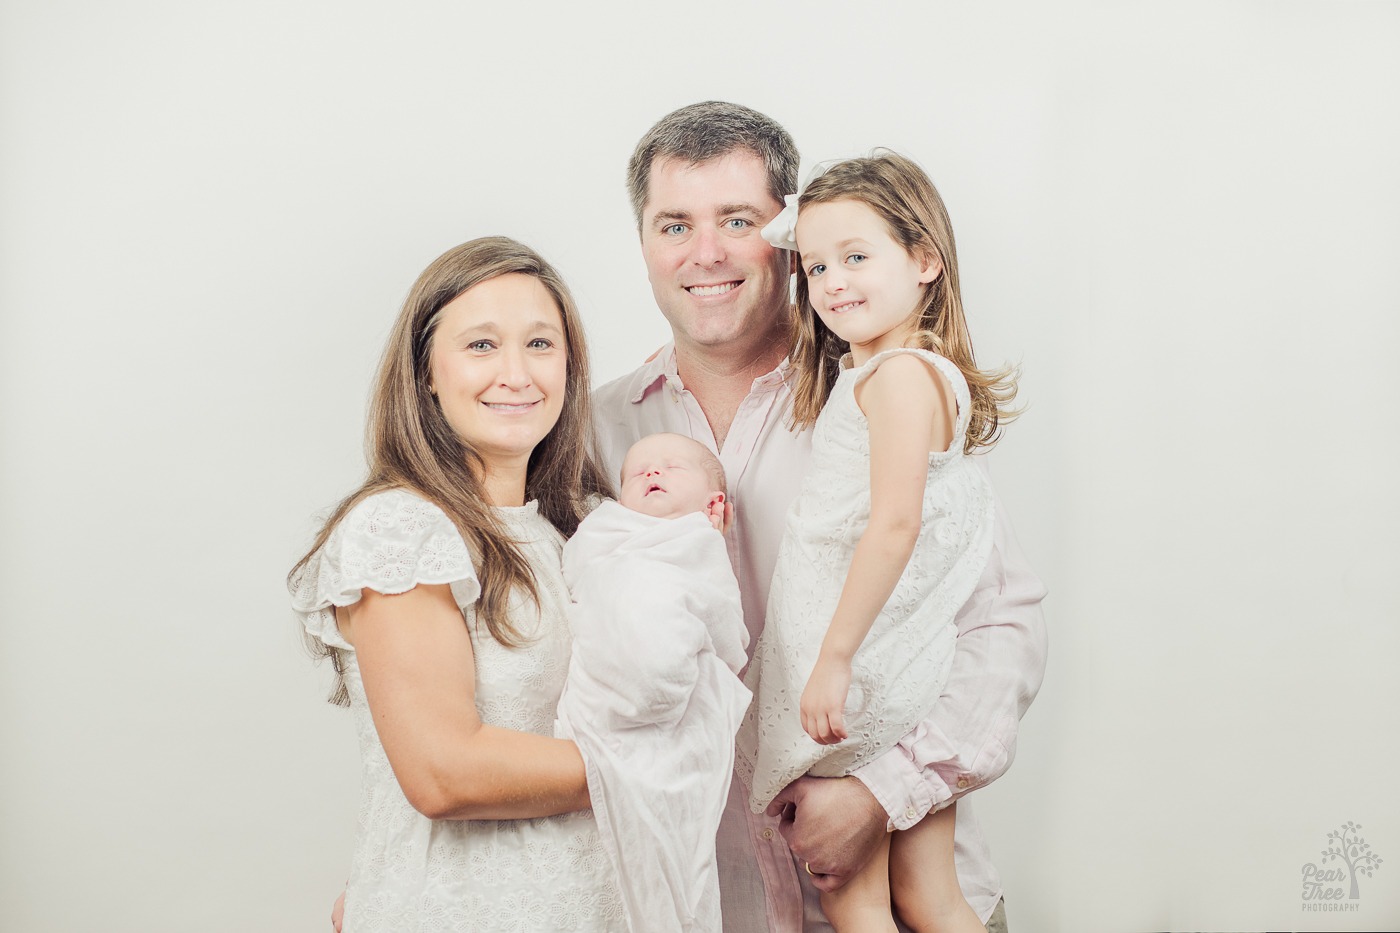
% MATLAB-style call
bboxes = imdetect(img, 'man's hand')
[765,775,889,892]
[799,656,851,744]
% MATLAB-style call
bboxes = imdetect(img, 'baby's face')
[619,434,720,520]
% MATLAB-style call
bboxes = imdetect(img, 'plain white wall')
[2,3,1397,931]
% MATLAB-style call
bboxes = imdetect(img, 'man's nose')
[691,226,726,266]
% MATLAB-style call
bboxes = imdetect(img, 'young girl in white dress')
[735,152,1018,933]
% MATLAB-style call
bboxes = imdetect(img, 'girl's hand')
[801,656,852,745]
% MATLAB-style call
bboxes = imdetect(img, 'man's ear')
[917,252,944,285]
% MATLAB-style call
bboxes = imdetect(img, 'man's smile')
[685,280,742,297]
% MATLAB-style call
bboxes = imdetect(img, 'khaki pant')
[984,897,1009,933]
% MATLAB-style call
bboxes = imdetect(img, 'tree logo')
[1300,821,1384,913]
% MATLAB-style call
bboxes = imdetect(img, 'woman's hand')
[800,654,852,744]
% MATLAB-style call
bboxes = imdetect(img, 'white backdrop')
[2,3,1397,931]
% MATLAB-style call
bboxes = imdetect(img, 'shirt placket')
[664,362,804,932]
[732,375,804,933]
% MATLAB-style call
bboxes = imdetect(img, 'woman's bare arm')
[340,583,590,820]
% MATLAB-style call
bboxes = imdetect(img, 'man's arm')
[770,478,1047,889]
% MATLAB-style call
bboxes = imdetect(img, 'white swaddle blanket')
[555,500,751,933]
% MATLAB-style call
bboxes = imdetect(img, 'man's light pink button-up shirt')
[592,347,1048,932]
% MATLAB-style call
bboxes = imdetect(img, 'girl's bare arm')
[801,353,956,744]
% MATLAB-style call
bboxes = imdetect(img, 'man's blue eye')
[725,218,750,230]
[664,223,687,236]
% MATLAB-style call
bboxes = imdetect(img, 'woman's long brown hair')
[290,236,613,704]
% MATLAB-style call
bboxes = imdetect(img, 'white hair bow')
[759,162,835,253]
[760,194,800,252]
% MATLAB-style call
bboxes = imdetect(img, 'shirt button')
[904,807,917,821]
[956,777,970,789]
[761,828,774,840]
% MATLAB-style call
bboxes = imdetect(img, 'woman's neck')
[476,458,529,508]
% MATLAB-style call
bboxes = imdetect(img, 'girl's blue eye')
[847,253,866,265]
[807,263,826,277]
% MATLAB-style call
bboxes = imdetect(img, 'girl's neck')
[848,319,917,367]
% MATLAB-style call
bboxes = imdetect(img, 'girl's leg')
[889,802,984,933]
[818,831,899,933]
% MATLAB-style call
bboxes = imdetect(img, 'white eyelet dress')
[735,348,996,812]
[290,489,625,933]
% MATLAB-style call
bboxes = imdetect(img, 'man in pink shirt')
[592,101,1048,933]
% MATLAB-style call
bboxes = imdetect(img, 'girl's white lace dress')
[736,348,996,811]
[290,489,624,933]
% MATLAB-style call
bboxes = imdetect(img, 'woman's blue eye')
[468,340,494,352]
[528,338,554,350]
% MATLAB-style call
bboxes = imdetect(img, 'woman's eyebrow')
[451,322,499,339]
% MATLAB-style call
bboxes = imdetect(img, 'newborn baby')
[616,431,728,526]
[555,433,751,933]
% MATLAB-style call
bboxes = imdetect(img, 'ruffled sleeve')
[289,489,480,651]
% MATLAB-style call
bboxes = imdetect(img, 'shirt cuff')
[852,748,951,831]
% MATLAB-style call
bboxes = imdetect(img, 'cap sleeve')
[289,489,481,651]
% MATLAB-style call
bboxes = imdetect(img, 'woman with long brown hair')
[289,236,621,931]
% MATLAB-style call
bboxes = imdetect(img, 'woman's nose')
[497,348,532,388]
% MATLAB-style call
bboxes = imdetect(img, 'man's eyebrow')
[649,209,693,228]
[718,202,766,217]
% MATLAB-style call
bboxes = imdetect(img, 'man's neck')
[674,326,788,451]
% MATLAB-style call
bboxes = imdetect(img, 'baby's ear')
[706,492,728,532]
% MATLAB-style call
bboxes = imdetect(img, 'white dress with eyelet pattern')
[290,489,624,933]
[735,348,996,812]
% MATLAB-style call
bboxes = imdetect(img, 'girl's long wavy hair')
[787,151,1018,452]
[290,236,613,705]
